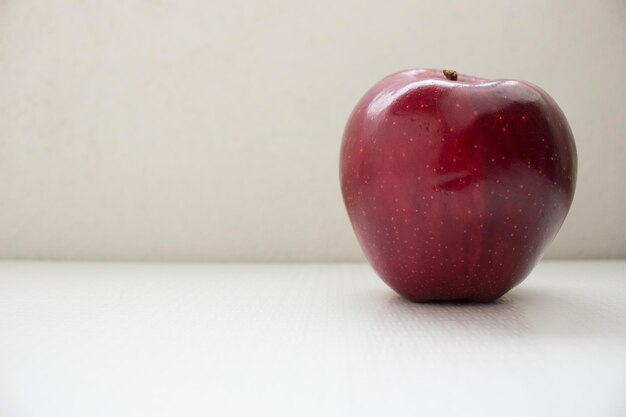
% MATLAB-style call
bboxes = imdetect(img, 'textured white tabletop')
[0,261,625,417]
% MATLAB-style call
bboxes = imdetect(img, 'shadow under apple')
[354,285,625,341]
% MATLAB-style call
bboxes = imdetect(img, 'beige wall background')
[0,0,624,261]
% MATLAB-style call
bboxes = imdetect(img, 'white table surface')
[0,261,625,417]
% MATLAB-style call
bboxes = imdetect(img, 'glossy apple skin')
[340,69,576,302]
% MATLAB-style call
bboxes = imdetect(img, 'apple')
[340,69,576,302]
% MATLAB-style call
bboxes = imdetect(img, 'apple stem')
[443,69,458,81]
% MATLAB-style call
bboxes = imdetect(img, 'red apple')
[340,69,576,302]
